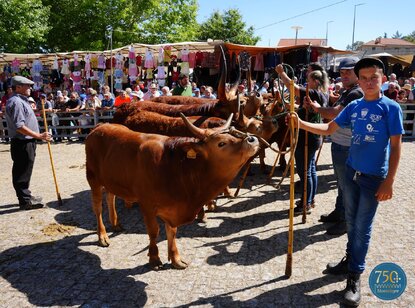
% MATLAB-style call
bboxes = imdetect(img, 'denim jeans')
[331,143,350,219]
[344,165,383,273]
[295,142,319,206]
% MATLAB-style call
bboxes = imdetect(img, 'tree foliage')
[197,9,260,45]
[403,31,415,44]
[346,41,363,51]
[0,0,50,52]
[41,0,199,52]
[0,1,261,53]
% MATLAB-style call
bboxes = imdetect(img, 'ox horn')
[223,113,234,130]
[180,113,206,140]
[217,45,227,101]
[228,61,241,98]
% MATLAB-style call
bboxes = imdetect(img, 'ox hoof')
[112,224,124,232]
[172,259,188,270]
[150,259,164,271]
[98,237,110,247]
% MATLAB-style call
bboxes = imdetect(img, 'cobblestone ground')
[0,140,414,308]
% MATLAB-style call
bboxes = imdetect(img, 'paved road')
[0,140,414,307]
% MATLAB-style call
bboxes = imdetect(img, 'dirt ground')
[0,140,414,307]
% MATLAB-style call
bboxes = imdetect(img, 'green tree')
[403,31,415,44]
[392,31,403,39]
[197,9,260,45]
[346,41,363,51]
[42,0,198,52]
[0,0,50,52]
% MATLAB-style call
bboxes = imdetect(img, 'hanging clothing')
[164,46,172,63]
[239,51,251,71]
[98,54,106,69]
[158,47,165,64]
[52,57,59,70]
[61,59,70,75]
[188,52,196,68]
[181,45,189,62]
[254,53,264,71]
[144,49,154,68]
[11,59,20,73]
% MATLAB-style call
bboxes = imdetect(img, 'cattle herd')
[85,66,290,270]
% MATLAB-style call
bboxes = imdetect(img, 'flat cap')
[338,57,358,70]
[354,57,385,76]
[11,76,34,86]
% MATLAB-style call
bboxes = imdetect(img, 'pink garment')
[129,45,135,59]
[84,54,91,71]
[254,53,264,71]
[188,52,196,68]
[144,49,154,68]
[181,46,189,62]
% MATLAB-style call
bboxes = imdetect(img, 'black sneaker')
[320,210,343,223]
[343,272,361,307]
[327,220,347,235]
[19,200,44,211]
[326,255,349,275]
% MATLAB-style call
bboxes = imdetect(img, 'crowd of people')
[0,73,225,142]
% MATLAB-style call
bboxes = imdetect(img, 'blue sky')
[196,0,414,50]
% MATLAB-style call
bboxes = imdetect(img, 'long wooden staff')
[302,86,310,223]
[285,79,295,277]
[41,98,63,206]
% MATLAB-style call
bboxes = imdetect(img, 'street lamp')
[325,21,333,46]
[291,26,303,45]
[106,25,113,94]
[352,3,365,50]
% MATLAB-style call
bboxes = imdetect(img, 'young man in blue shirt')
[293,57,404,306]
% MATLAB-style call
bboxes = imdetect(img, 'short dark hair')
[353,57,385,76]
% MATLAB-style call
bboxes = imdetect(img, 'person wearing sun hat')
[293,56,404,306]
[5,76,52,210]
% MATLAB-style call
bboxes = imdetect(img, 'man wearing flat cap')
[5,76,51,210]
[172,73,192,96]
[306,57,364,236]
[292,57,404,306]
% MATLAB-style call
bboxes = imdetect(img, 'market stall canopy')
[0,40,350,66]
[368,52,413,66]
[224,42,351,55]
[0,40,224,66]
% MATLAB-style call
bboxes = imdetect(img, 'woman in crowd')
[276,63,329,213]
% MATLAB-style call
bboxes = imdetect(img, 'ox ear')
[182,144,207,160]
[180,113,206,139]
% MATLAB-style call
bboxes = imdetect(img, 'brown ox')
[112,104,227,136]
[134,98,239,119]
[85,117,259,270]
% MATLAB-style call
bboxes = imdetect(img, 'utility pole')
[352,3,365,50]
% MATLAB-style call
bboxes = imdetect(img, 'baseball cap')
[11,76,34,86]
[179,73,188,79]
[354,57,385,76]
[150,84,158,89]
[338,57,358,70]
[28,97,35,103]
[193,87,200,92]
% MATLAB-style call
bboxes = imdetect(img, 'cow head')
[234,105,279,142]
[180,113,259,171]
